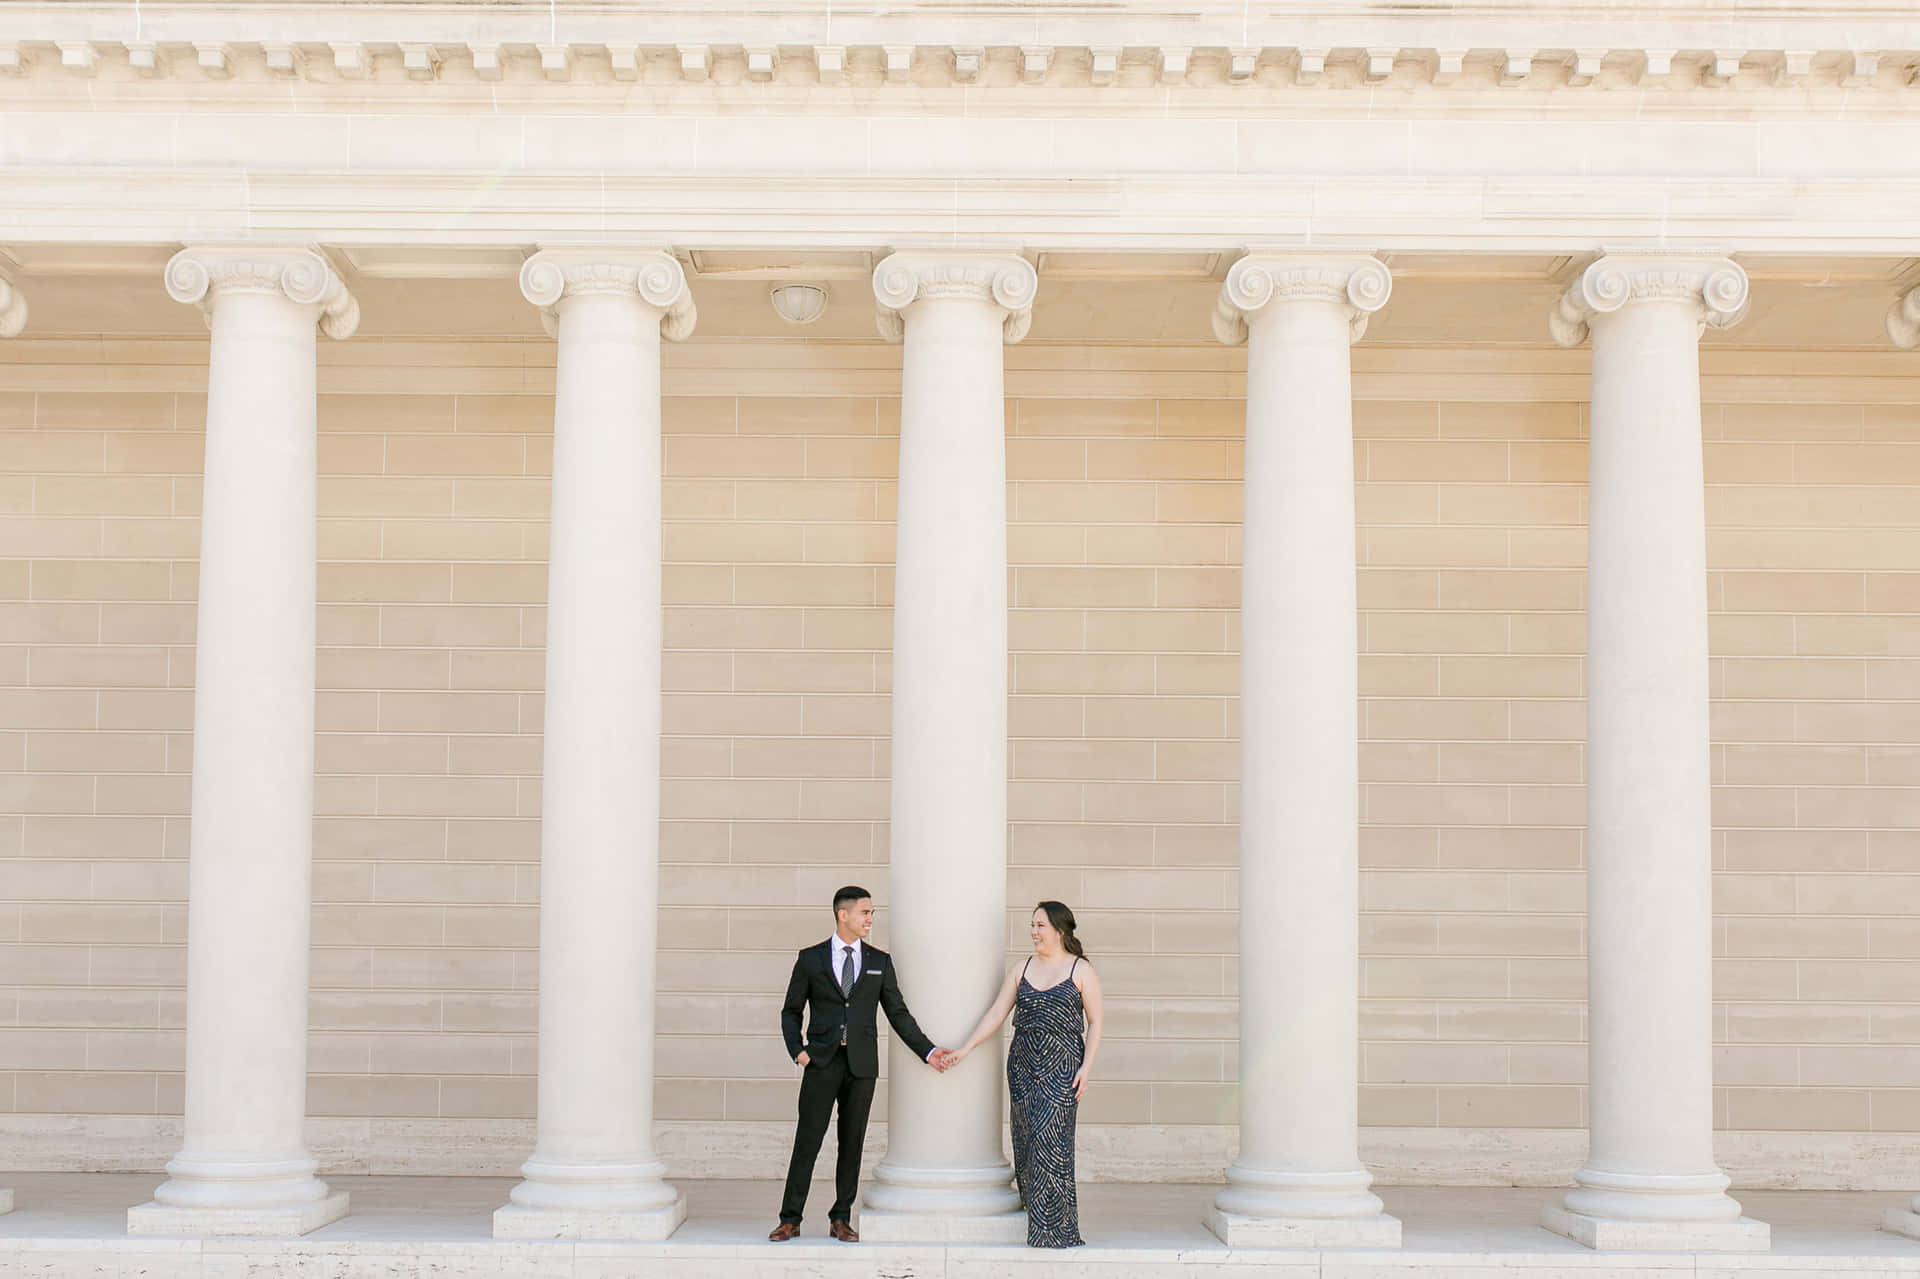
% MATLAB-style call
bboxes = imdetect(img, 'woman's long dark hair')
[1035,900,1085,958]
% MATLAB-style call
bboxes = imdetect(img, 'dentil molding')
[517,250,698,342]
[0,2,1915,95]
[1549,254,1750,347]
[162,246,359,339]
[1212,254,1393,346]
[0,44,1907,92]
[871,252,1039,345]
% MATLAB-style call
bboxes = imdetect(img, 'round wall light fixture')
[769,282,829,326]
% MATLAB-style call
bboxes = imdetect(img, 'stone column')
[1205,253,1401,1248]
[859,251,1036,1243]
[1881,286,1920,1242]
[0,266,18,1219]
[492,250,693,1241]
[1541,255,1767,1252]
[129,247,357,1237]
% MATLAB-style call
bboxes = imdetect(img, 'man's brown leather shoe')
[829,1220,860,1243]
[768,1223,800,1242]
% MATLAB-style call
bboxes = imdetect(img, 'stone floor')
[0,1174,1916,1277]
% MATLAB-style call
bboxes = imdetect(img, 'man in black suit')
[771,885,952,1242]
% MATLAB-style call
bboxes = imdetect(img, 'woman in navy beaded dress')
[950,901,1105,1248]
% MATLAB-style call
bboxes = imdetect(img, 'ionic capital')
[518,249,697,342]
[1212,253,1392,347]
[1549,254,1748,348]
[872,251,1038,345]
[0,269,24,338]
[1888,285,1920,350]
[164,246,359,339]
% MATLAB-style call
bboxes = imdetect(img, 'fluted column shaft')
[0,266,21,1220]
[1541,255,1766,1252]
[1206,254,1400,1248]
[1887,286,1920,1243]
[494,251,694,1241]
[130,247,358,1237]
[859,252,1035,1243]
[1894,286,1920,1242]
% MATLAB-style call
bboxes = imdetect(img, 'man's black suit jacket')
[780,940,935,1079]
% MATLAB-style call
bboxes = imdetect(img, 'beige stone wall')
[0,336,1917,1184]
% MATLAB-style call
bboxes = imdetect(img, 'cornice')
[518,249,697,341]
[1549,254,1750,346]
[871,252,1039,345]
[162,245,359,338]
[1889,286,1920,350]
[0,270,25,338]
[1213,254,1393,346]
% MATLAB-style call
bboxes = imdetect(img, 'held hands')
[867,1046,1085,1094]
[799,1047,958,1071]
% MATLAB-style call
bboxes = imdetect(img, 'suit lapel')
[855,948,881,1007]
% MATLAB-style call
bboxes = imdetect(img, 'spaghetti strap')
[1067,956,1079,978]
[1021,956,1032,982]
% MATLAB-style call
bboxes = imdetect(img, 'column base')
[1541,1204,1770,1251]
[1207,1208,1402,1249]
[493,1198,686,1241]
[857,1208,1028,1244]
[860,1156,1024,1239]
[1884,1206,1920,1240]
[128,1190,349,1237]
[496,1156,686,1240]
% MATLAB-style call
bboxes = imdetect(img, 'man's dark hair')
[833,885,871,916]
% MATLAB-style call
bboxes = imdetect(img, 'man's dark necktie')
[839,946,855,1046]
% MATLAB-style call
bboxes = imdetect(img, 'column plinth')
[492,250,691,1242]
[1541,255,1767,1254]
[129,247,356,1238]
[858,252,1034,1244]
[1206,254,1400,1250]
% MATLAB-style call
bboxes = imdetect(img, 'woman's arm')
[953,965,1022,1059]
[1071,962,1104,1099]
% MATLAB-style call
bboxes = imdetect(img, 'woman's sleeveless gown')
[1007,960,1086,1248]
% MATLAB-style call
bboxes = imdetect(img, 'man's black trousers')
[778,1048,876,1226]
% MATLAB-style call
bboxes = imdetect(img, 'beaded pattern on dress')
[1008,958,1087,1248]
